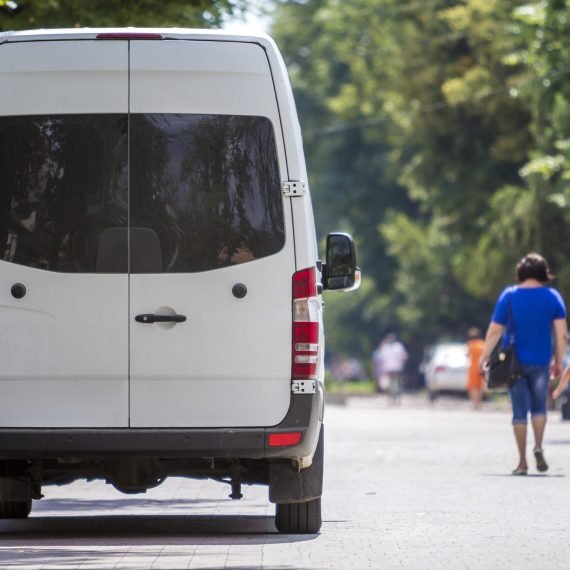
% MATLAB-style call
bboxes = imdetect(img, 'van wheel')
[275,497,321,534]
[0,499,32,519]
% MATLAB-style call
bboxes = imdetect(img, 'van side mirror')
[323,232,361,291]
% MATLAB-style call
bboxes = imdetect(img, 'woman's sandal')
[512,467,528,476]
[534,449,548,472]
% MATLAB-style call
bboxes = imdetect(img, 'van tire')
[0,499,32,519]
[275,497,321,534]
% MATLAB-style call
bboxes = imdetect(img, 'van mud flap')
[268,425,323,504]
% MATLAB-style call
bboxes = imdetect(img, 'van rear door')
[128,41,294,427]
[0,41,129,427]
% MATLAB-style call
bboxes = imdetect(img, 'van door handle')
[135,314,187,324]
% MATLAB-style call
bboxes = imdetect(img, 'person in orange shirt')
[466,328,485,409]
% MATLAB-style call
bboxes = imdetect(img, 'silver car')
[425,343,469,400]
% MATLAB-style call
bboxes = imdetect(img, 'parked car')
[0,28,360,533]
[425,343,469,400]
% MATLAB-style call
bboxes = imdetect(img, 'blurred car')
[425,343,469,400]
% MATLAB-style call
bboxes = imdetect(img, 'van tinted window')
[0,114,284,273]
[130,114,284,273]
[0,115,128,272]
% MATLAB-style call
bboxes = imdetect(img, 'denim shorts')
[509,364,550,424]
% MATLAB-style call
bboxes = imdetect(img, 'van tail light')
[292,267,320,380]
[434,365,447,374]
[268,432,302,447]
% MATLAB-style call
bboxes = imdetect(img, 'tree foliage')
[272,0,570,372]
[0,0,246,30]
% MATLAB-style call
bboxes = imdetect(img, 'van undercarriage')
[0,394,324,533]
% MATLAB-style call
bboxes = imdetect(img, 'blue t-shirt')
[492,285,567,366]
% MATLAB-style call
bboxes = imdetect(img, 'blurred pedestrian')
[466,328,485,409]
[480,253,568,475]
[375,334,408,403]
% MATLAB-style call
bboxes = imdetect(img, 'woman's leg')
[529,365,551,471]
[531,415,547,450]
[513,424,528,470]
[509,373,531,471]
[529,366,550,447]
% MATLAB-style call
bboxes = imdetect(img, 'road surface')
[1,394,570,569]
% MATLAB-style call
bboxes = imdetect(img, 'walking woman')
[480,253,568,475]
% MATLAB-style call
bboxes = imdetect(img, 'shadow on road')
[547,438,570,445]
[33,497,225,510]
[0,514,318,545]
[481,473,565,478]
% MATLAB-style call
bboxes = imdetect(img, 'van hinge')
[292,380,316,394]
[283,180,307,197]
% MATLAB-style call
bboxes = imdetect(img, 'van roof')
[0,28,275,48]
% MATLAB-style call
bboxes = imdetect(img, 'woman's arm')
[553,360,570,399]
[552,318,568,379]
[479,322,505,370]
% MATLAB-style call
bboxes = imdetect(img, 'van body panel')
[128,41,294,427]
[0,389,323,459]
[0,40,129,428]
[130,259,293,427]
[130,41,276,114]
[0,41,128,115]
[259,42,319,270]
[0,264,129,427]
[0,35,298,430]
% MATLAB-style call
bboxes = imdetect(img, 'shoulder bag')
[486,291,523,391]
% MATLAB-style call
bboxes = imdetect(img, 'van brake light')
[292,268,320,381]
[96,33,163,40]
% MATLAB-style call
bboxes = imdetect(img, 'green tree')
[272,0,570,373]
[272,0,417,362]
[503,1,570,301]
[0,0,246,29]
[382,0,533,293]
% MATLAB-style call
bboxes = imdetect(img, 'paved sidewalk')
[1,397,570,569]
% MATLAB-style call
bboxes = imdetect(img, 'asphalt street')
[1,394,570,569]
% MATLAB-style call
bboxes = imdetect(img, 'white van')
[0,28,360,533]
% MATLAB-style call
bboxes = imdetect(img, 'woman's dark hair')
[516,253,553,283]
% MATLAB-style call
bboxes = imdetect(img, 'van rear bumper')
[0,389,323,461]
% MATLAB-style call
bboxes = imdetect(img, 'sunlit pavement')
[2,395,570,569]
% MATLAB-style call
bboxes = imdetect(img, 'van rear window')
[130,114,284,273]
[0,114,284,273]
[0,114,128,273]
